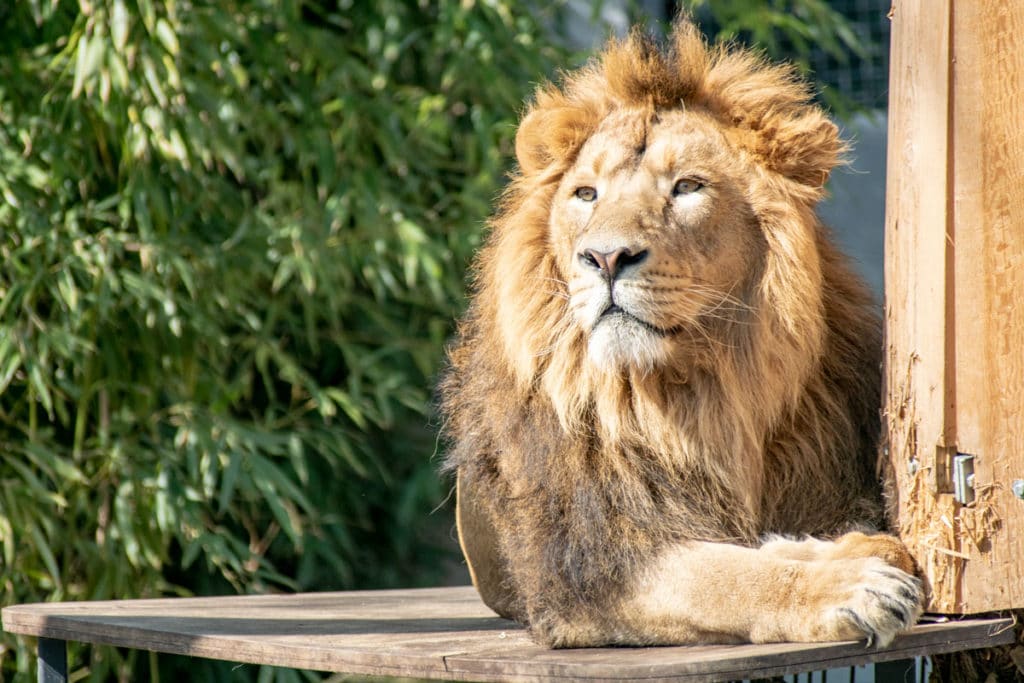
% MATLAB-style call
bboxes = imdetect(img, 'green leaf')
[154,18,179,56]
[0,337,23,394]
[217,450,243,514]
[110,0,130,50]
[26,522,62,592]
[27,362,54,418]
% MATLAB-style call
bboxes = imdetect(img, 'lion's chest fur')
[447,330,881,612]
[453,373,767,601]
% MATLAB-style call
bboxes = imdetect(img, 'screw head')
[1012,479,1024,500]
[907,458,920,476]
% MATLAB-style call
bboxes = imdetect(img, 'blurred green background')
[0,1,884,680]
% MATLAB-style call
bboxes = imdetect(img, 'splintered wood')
[885,1,1024,613]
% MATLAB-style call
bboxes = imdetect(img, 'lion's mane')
[440,20,883,629]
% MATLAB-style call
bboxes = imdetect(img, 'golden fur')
[440,19,921,648]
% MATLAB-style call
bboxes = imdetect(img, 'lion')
[439,18,922,649]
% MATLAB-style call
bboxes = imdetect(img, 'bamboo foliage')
[0,1,561,679]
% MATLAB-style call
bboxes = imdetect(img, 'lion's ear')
[759,111,846,189]
[515,103,601,176]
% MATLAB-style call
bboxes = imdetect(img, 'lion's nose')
[578,247,649,280]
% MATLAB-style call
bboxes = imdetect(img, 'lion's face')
[550,108,765,369]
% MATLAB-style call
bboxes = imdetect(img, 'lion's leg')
[600,540,923,648]
[760,531,917,574]
[455,472,524,621]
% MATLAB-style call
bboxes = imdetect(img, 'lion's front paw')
[815,558,923,648]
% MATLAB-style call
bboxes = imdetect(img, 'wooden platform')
[1,586,1015,682]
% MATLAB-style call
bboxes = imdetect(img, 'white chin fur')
[587,317,664,370]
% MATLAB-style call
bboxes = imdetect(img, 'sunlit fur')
[441,18,888,646]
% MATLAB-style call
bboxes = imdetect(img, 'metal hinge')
[952,453,976,505]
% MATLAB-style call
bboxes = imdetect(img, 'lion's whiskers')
[530,275,571,288]
[522,275,573,301]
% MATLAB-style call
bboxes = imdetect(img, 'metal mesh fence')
[680,0,893,110]
[802,0,892,109]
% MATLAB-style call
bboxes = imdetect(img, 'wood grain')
[948,0,1024,614]
[1,587,1015,682]
[884,0,959,615]
[886,0,1024,613]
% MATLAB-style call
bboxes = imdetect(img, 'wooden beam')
[886,0,1024,613]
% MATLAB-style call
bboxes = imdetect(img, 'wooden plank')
[4,587,506,680]
[1,587,1015,682]
[887,0,1024,613]
[884,0,958,615]
[948,0,1024,614]
[447,619,1016,682]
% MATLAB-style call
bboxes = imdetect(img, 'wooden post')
[886,0,1024,613]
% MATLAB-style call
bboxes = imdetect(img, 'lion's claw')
[824,560,923,648]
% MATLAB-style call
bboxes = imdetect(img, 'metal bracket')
[952,453,976,505]
[38,638,67,683]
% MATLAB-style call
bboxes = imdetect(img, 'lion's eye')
[672,178,703,196]
[574,186,598,202]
